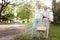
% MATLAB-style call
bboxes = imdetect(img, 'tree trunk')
[52,0,57,23]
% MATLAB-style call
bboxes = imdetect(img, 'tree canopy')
[17,4,33,22]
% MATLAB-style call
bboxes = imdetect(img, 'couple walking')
[31,3,51,40]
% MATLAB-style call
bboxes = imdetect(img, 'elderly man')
[42,5,51,39]
[31,3,43,40]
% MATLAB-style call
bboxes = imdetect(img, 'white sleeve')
[50,11,53,21]
[47,11,54,21]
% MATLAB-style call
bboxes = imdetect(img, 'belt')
[43,16,47,18]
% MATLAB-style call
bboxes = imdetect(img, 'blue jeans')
[31,18,41,38]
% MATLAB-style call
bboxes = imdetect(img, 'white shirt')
[43,10,51,19]
[34,9,43,19]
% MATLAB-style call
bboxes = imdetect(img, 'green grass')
[14,24,60,40]
[49,24,60,40]
[20,22,32,28]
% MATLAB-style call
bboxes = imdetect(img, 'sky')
[39,0,59,8]
[40,0,52,8]
[0,0,60,7]
[56,0,60,2]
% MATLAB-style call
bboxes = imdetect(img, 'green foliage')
[14,24,60,40]
[54,7,60,23]
[5,13,15,20]
[3,5,15,20]
[17,4,33,22]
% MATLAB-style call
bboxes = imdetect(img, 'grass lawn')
[14,24,60,40]
[20,22,32,28]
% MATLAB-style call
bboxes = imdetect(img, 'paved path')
[0,35,17,40]
[0,24,31,40]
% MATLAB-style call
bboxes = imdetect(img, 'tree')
[52,0,60,23]
[0,0,9,17]
[3,5,15,21]
[55,7,60,23]
[17,4,33,22]
[52,0,57,23]
[52,0,56,13]
[0,0,16,21]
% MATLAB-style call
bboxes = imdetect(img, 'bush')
[54,7,60,24]
[17,4,33,22]
[5,13,15,21]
